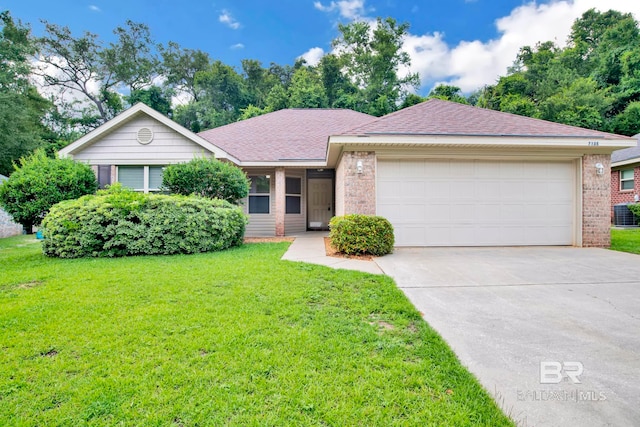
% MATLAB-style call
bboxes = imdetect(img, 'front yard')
[610,227,640,254]
[0,236,511,426]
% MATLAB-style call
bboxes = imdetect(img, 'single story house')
[611,136,640,221]
[59,100,635,247]
[0,174,24,238]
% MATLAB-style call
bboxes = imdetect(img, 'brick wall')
[582,154,611,247]
[610,166,640,220]
[0,208,22,238]
[336,151,376,215]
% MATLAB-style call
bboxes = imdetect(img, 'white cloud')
[299,47,325,66]
[219,10,240,30]
[314,0,366,20]
[230,43,245,50]
[403,0,640,93]
[88,5,101,12]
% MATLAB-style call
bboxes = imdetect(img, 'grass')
[0,235,512,426]
[610,227,640,254]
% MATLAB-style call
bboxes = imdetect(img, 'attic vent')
[137,127,154,144]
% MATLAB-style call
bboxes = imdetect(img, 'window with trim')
[286,177,302,214]
[118,165,165,193]
[249,175,270,214]
[620,169,634,191]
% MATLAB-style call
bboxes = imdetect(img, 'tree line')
[1,8,639,177]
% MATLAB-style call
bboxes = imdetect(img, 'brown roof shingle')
[198,109,375,162]
[342,98,633,140]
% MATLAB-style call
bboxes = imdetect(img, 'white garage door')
[377,159,576,246]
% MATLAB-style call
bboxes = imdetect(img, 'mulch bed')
[242,236,374,261]
[323,237,374,261]
[243,237,295,243]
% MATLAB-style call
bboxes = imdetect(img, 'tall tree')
[287,67,328,108]
[427,85,468,104]
[160,41,210,102]
[36,20,159,127]
[332,17,419,116]
[0,12,49,176]
[127,86,173,116]
[102,20,159,92]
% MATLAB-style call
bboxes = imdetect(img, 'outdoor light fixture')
[595,163,604,175]
[356,160,364,174]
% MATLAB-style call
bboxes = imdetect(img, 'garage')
[377,158,577,246]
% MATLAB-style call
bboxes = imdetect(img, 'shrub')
[41,184,247,258]
[162,157,250,204]
[627,204,640,224]
[0,150,98,233]
[329,214,394,256]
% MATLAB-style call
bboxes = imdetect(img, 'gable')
[70,114,214,165]
[59,103,236,165]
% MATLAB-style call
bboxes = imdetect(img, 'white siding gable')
[72,115,214,165]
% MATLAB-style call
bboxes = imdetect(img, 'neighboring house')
[611,135,640,221]
[0,174,24,238]
[59,100,635,248]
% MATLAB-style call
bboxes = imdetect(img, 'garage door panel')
[377,159,575,246]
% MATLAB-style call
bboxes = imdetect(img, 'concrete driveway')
[375,247,640,427]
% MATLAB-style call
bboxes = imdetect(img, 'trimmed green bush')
[162,157,250,204]
[329,214,394,256]
[627,204,640,224]
[0,150,98,233]
[41,184,247,258]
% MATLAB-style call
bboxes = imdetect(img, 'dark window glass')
[250,176,270,193]
[286,177,301,194]
[98,165,111,189]
[286,196,301,214]
[249,195,270,213]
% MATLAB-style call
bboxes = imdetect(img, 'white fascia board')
[328,134,636,148]
[58,103,240,164]
[612,158,640,168]
[326,134,636,167]
[237,160,327,168]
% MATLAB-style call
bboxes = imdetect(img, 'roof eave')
[58,103,239,163]
[612,157,640,168]
[326,134,637,167]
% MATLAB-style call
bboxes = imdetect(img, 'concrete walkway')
[281,232,383,274]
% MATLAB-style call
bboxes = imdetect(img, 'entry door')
[308,178,333,229]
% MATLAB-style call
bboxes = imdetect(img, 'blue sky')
[2,0,640,95]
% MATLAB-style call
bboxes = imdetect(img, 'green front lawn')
[611,227,640,254]
[0,235,511,426]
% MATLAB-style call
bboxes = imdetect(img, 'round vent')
[136,127,154,144]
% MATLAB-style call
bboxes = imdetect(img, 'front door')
[307,178,333,230]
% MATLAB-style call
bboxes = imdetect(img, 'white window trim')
[620,169,634,192]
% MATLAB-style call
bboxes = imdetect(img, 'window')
[118,165,165,193]
[148,166,164,191]
[621,169,634,191]
[286,177,302,214]
[118,166,144,190]
[249,175,270,214]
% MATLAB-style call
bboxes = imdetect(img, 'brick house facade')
[60,100,635,248]
[610,136,640,223]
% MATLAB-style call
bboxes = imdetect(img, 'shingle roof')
[342,99,634,140]
[612,137,640,163]
[198,109,375,162]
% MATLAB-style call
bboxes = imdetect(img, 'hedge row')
[329,214,394,256]
[41,185,247,258]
